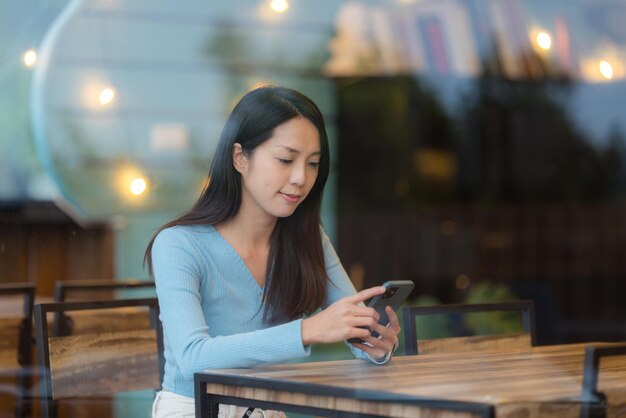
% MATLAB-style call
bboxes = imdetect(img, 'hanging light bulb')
[23,49,38,68]
[99,87,116,106]
[535,31,552,51]
[599,60,614,80]
[129,177,148,196]
[270,0,289,13]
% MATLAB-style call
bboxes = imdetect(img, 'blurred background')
[1,0,626,412]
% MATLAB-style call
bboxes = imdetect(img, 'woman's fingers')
[363,331,396,352]
[351,341,389,359]
[385,306,401,333]
[351,305,380,321]
[302,286,398,346]
[343,286,386,304]
[344,299,402,362]
[348,315,380,329]
[353,307,400,356]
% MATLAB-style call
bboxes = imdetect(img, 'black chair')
[53,279,155,336]
[53,278,155,302]
[580,343,626,418]
[34,298,164,418]
[0,283,35,418]
[402,300,536,355]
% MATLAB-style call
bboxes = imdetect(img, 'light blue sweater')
[151,224,368,398]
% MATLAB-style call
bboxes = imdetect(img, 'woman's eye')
[277,158,292,164]
[308,161,320,168]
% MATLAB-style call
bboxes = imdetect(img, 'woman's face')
[234,116,321,221]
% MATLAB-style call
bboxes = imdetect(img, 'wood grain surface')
[417,333,532,354]
[65,307,152,334]
[48,328,159,398]
[0,317,21,370]
[200,343,626,418]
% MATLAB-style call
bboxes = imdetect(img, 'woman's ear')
[232,143,247,174]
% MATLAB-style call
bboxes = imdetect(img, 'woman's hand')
[301,286,385,346]
[350,305,401,360]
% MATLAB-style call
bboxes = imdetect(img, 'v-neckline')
[211,225,266,291]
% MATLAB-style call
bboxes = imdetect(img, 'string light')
[599,60,614,80]
[99,87,116,105]
[22,49,38,68]
[270,0,289,13]
[535,31,552,51]
[129,177,148,196]
[455,274,471,290]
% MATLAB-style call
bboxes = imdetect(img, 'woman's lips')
[279,192,300,203]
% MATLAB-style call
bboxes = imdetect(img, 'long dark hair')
[144,86,330,323]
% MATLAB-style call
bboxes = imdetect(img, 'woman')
[145,86,400,418]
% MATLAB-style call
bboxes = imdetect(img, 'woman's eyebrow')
[275,145,322,156]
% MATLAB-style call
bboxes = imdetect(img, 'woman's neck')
[216,212,275,288]
[216,211,276,252]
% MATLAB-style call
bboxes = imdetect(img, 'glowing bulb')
[599,60,614,80]
[99,87,116,105]
[535,32,552,51]
[270,0,289,13]
[129,177,147,196]
[23,49,37,68]
[455,274,471,290]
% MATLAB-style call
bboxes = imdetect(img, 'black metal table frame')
[194,373,495,418]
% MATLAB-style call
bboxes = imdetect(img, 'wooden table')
[194,343,626,418]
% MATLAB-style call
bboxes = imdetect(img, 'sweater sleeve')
[152,228,310,380]
[320,230,369,361]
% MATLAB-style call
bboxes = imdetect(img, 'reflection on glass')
[269,0,289,14]
[535,31,552,51]
[129,177,148,196]
[1,0,626,362]
[116,167,148,201]
[599,60,614,80]
[98,87,116,106]
[455,274,471,290]
[22,49,37,68]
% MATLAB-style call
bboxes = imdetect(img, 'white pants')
[152,390,286,418]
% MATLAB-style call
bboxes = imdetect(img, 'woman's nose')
[290,163,306,185]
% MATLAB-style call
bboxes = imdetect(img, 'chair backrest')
[402,300,536,355]
[0,283,35,371]
[0,283,35,418]
[580,343,626,418]
[53,279,155,336]
[34,298,164,418]
[54,279,155,302]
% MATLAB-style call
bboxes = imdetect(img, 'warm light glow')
[455,274,471,290]
[99,87,116,105]
[270,0,289,13]
[440,220,457,235]
[535,31,552,51]
[23,49,37,68]
[129,177,148,196]
[249,81,274,91]
[580,56,624,82]
[599,60,614,80]
[117,167,149,200]
[200,176,211,193]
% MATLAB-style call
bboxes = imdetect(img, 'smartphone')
[347,280,415,344]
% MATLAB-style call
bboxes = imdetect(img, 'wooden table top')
[197,343,626,418]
